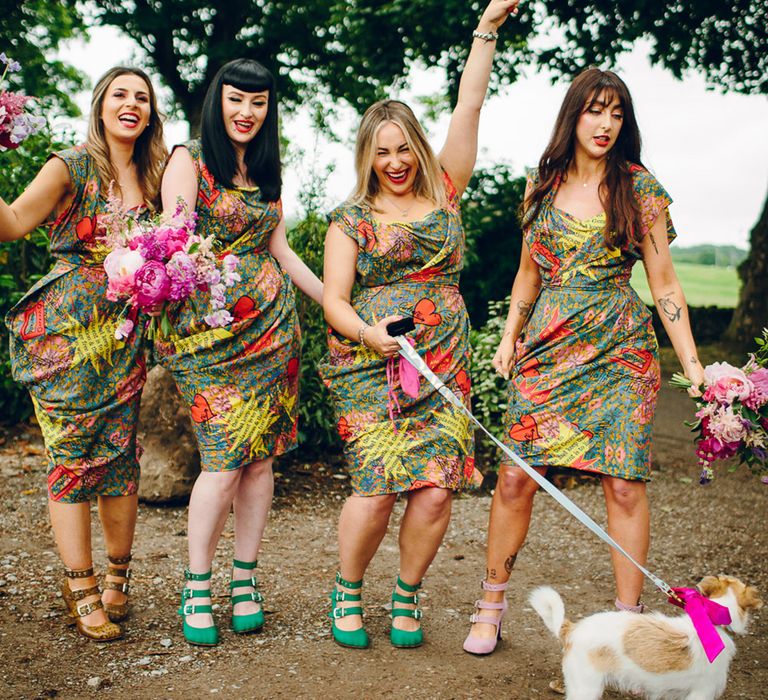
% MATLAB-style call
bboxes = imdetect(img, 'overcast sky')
[57,26,768,249]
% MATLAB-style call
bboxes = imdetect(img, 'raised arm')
[438,0,520,196]
[639,212,704,390]
[268,216,323,304]
[160,146,198,214]
[0,156,71,242]
[322,223,401,358]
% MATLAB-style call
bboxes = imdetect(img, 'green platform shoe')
[178,569,219,646]
[230,559,265,634]
[390,576,423,648]
[328,572,369,649]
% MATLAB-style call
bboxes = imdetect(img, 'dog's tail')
[528,586,572,644]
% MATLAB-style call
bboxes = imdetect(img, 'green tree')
[0,0,86,116]
[87,0,533,130]
[88,1,766,347]
[461,165,526,326]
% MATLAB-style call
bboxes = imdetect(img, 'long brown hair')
[522,68,644,249]
[349,100,446,210]
[86,66,167,209]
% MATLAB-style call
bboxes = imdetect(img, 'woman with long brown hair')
[320,0,520,650]
[462,68,704,658]
[2,66,167,641]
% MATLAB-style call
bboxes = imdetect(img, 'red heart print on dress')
[232,296,259,322]
[190,394,215,423]
[455,369,471,395]
[413,298,442,326]
[75,216,97,242]
[508,414,540,441]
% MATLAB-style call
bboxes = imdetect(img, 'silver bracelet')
[473,29,499,43]
[358,324,369,347]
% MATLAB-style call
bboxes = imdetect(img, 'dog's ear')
[698,576,727,598]
[740,585,763,611]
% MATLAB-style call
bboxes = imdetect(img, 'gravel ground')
[0,364,765,700]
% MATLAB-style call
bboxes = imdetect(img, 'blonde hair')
[86,66,168,210]
[349,100,446,210]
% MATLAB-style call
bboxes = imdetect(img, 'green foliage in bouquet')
[1,127,72,423]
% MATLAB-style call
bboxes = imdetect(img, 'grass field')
[630,262,739,308]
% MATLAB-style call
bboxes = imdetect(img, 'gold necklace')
[382,193,416,217]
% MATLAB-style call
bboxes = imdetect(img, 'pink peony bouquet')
[0,53,45,151]
[101,192,240,339]
[670,329,768,484]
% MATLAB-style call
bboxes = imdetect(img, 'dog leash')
[395,337,682,601]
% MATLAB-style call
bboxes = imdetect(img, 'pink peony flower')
[134,260,170,309]
[703,361,753,403]
[104,247,145,301]
[155,225,190,256]
[744,367,768,410]
[707,405,748,444]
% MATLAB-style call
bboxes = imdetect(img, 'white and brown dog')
[529,576,762,700]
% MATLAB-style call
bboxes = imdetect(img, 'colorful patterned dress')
[319,174,481,495]
[153,140,300,471]
[501,166,675,481]
[5,146,148,502]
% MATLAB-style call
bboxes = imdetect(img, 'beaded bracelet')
[472,29,499,43]
[358,324,369,347]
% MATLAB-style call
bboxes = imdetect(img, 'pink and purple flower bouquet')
[670,329,768,484]
[0,52,45,151]
[101,193,240,339]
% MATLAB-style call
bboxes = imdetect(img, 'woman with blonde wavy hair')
[320,0,520,650]
[2,66,166,642]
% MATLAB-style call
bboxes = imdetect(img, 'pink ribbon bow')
[386,338,420,430]
[668,587,732,663]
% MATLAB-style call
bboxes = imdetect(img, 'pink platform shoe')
[462,580,508,655]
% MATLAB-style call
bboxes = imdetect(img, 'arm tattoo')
[657,292,682,322]
[504,553,517,574]
[690,356,698,365]
[516,300,532,319]
[648,232,659,254]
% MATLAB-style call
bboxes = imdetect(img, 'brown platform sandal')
[62,567,123,642]
[103,554,132,622]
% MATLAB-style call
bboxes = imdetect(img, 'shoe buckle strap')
[475,598,505,610]
[184,568,212,581]
[108,553,133,565]
[470,613,500,625]
[481,579,509,592]
[76,599,103,617]
[335,571,363,589]
[64,567,94,579]
[70,585,100,601]
[249,591,264,603]
[413,608,423,620]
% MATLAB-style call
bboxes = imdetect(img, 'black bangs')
[200,59,281,201]
[220,59,274,94]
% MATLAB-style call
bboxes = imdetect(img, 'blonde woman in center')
[320,0,521,649]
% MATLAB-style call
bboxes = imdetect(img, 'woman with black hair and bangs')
[159,58,322,646]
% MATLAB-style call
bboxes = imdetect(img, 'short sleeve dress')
[5,146,148,502]
[501,166,675,481]
[153,140,300,471]
[318,174,482,495]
